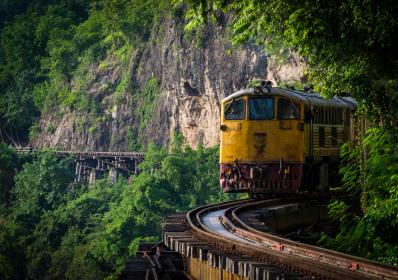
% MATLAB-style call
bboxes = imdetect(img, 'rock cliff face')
[32,16,304,151]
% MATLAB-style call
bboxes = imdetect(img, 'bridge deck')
[13,148,145,159]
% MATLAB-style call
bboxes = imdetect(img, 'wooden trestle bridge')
[123,194,398,280]
[14,148,145,183]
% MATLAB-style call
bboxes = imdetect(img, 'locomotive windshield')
[224,99,246,120]
[278,98,300,119]
[249,97,274,120]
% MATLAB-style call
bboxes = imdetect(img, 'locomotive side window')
[331,127,338,146]
[313,106,344,124]
[278,98,300,119]
[249,97,274,120]
[319,127,325,147]
[224,99,246,120]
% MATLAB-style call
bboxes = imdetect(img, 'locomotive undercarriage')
[303,156,340,191]
[220,163,302,194]
[220,157,340,195]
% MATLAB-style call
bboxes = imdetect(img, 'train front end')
[219,84,306,196]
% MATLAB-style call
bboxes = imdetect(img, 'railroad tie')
[185,242,208,258]
[226,256,252,275]
[238,261,265,278]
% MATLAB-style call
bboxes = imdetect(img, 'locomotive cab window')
[249,97,274,120]
[278,98,300,120]
[224,99,246,120]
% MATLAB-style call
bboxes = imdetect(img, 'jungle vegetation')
[179,0,398,265]
[0,0,172,143]
[0,136,235,279]
[0,0,397,278]
[0,1,235,278]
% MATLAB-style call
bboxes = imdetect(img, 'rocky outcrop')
[32,16,304,151]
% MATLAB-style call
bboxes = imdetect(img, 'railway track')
[162,194,398,280]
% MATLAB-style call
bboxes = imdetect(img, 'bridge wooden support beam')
[108,167,117,184]
[89,169,97,185]
[160,214,309,280]
[120,243,189,280]
[69,154,145,184]
[75,162,83,183]
[133,158,140,174]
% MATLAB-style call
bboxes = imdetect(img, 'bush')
[0,135,241,279]
[320,128,398,265]
[46,123,56,134]
[28,123,41,141]
[134,77,161,141]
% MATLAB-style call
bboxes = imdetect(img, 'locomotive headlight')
[260,80,272,94]
[254,80,272,94]
[262,87,270,94]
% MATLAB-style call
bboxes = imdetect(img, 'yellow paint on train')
[220,94,307,164]
[218,84,356,194]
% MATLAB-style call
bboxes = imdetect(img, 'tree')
[178,0,398,264]
[321,128,398,264]
[11,151,74,226]
[0,12,42,142]
[179,0,398,126]
[0,151,74,279]
[0,143,18,204]
[0,134,237,278]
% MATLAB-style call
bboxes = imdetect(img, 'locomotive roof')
[223,87,357,110]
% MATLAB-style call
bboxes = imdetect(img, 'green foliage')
[327,199,351,224]
[134,77,161,141]
[0,144,18,204]
[320,128,398,265]
[114,70,132,105]
[178,0,398,264]
[0,0,166,142]
[0,136,235,278]
[0,0,93,140]
[135,133,235,211]
[127,127,142,151]
[0,143,35,206]
[12,151,74,220]
[0,218,27,279]
[0,71,40,142]
[46,123,57,134]
[179,0,398,126]
[0,151,74,279]
[1,14,39,76]
[88,126,96,134]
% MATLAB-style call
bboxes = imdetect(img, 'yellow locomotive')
[219,81,356,195]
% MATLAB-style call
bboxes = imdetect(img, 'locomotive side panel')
[307,106,349,190]
[311,106,347,157]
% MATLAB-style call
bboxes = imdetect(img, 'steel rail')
[186,196,398,280]
[227,200,398,280]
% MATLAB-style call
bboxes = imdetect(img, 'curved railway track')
[184,195,398,280]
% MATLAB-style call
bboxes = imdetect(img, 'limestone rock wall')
[33,16,304,151]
